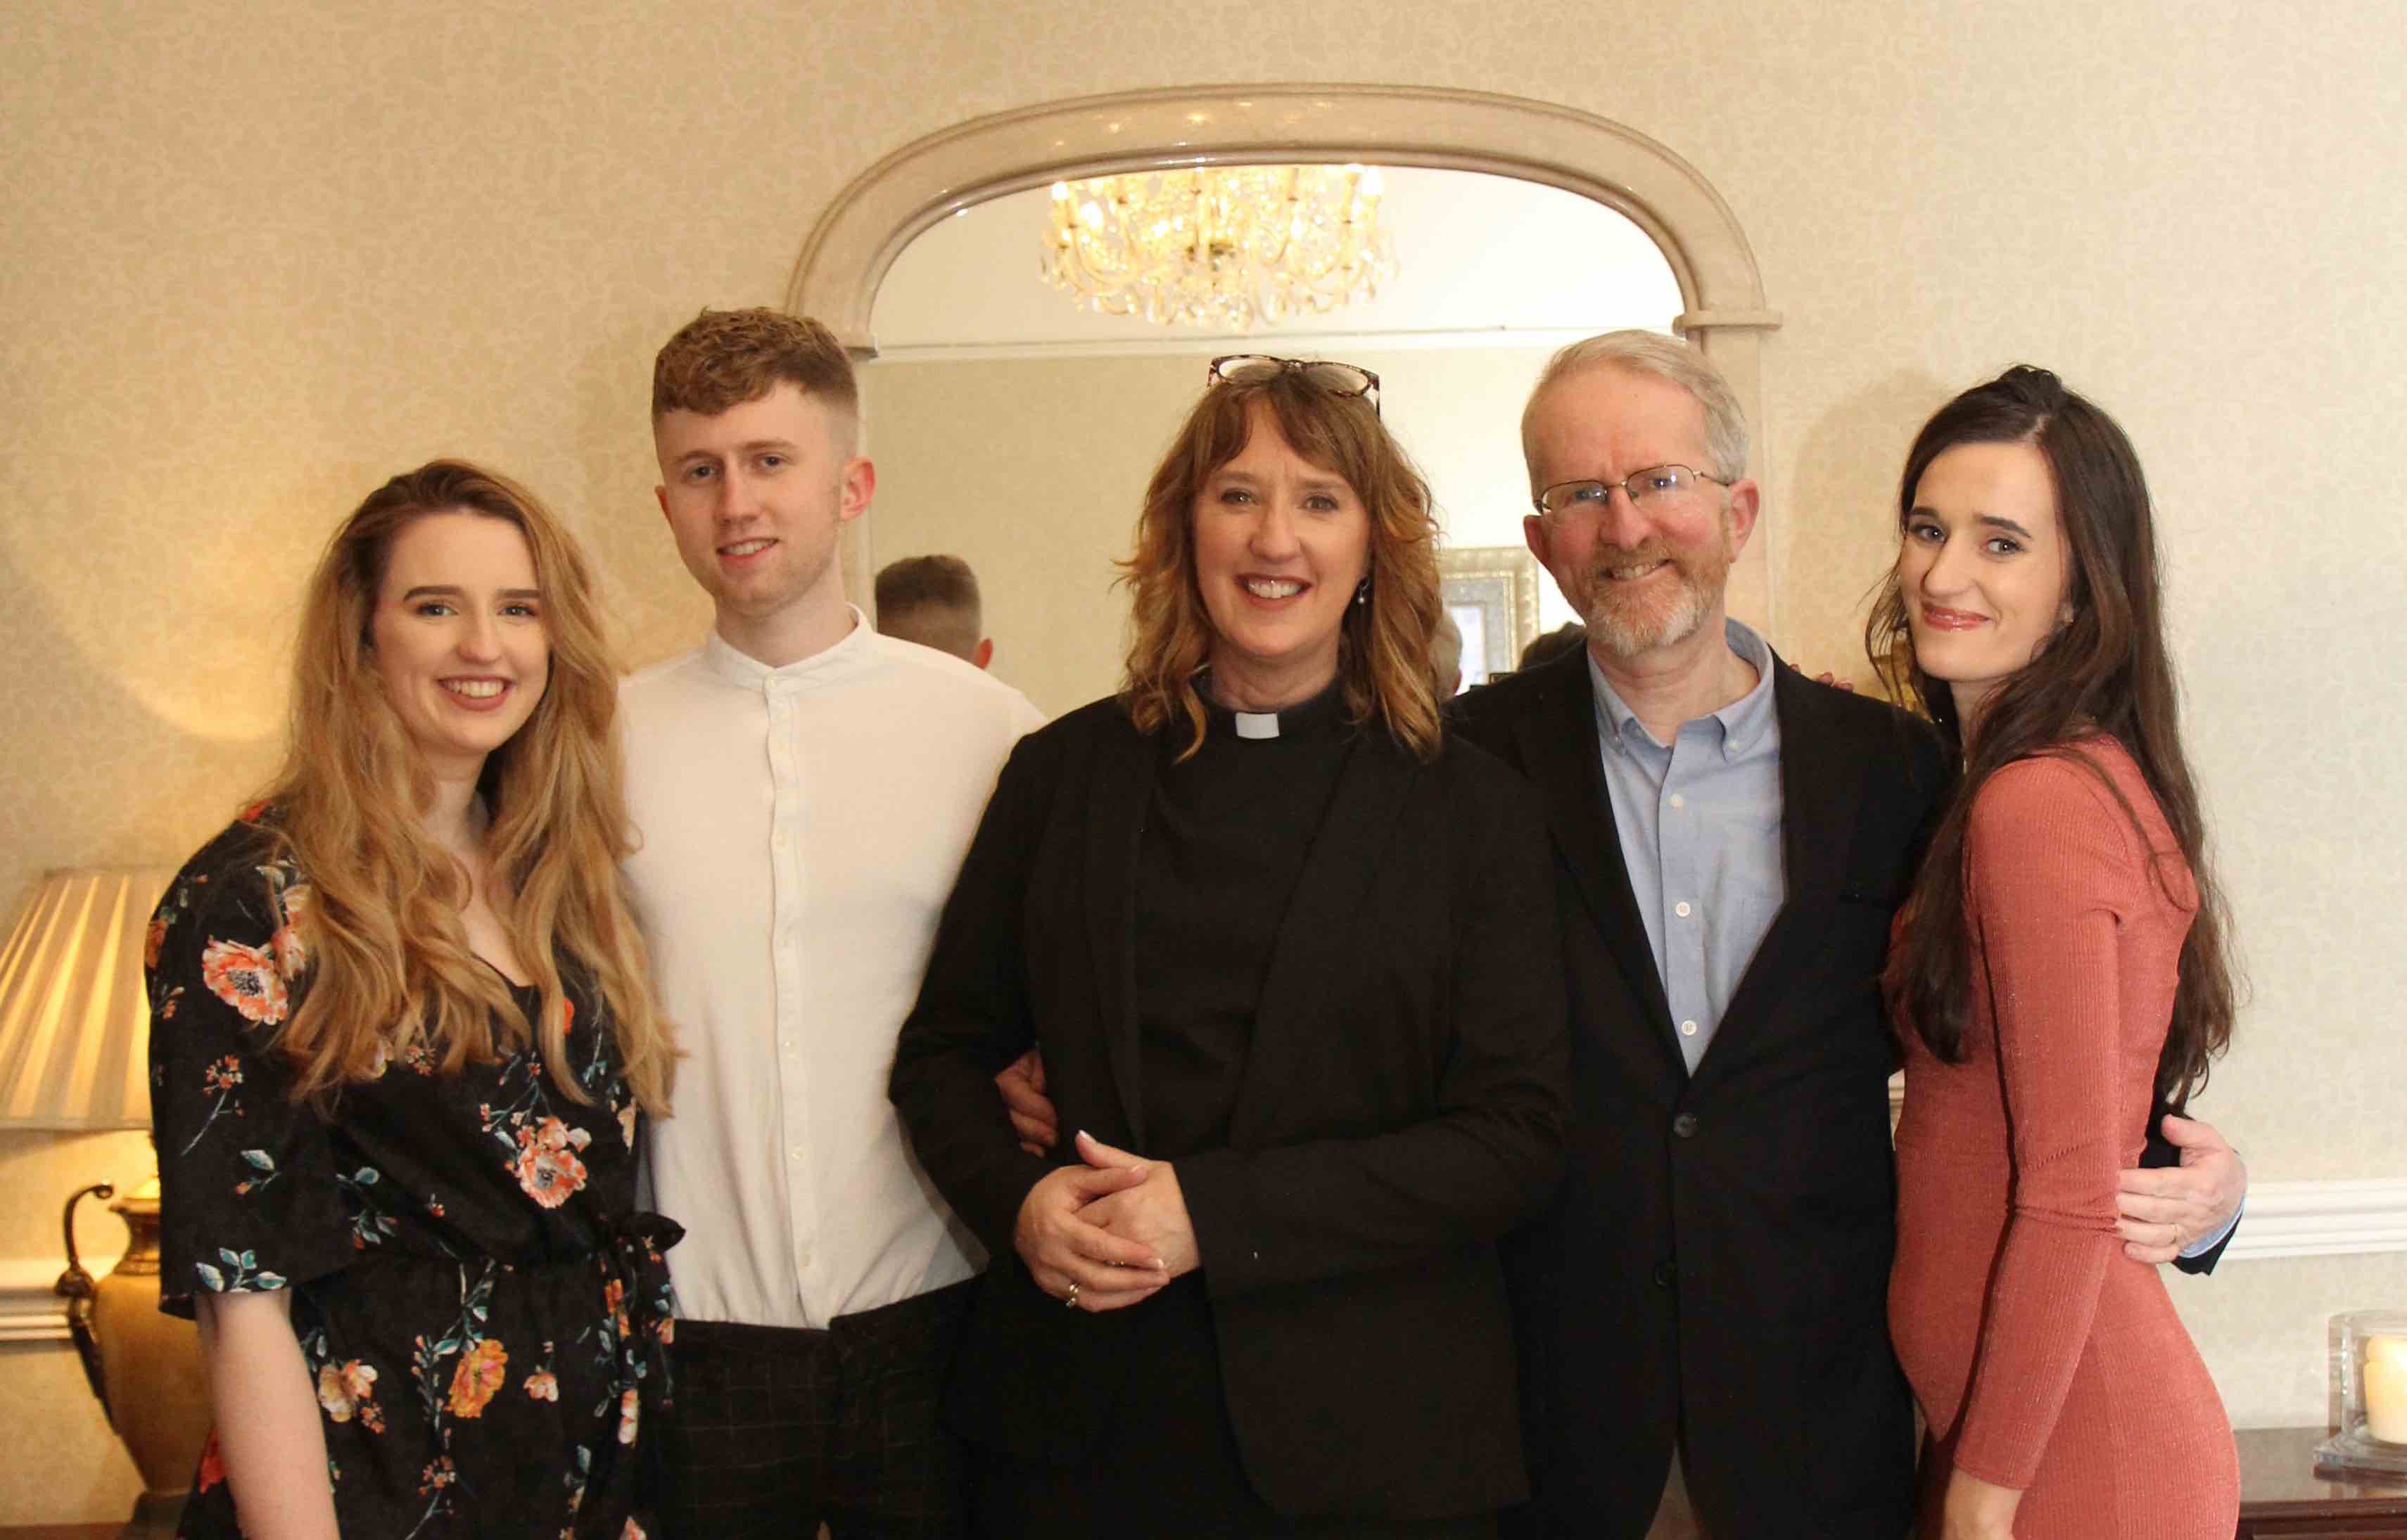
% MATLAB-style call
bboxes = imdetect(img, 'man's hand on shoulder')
[2116,1113,2247,1264]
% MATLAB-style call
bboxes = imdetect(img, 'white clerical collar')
[1206,676,1348,742]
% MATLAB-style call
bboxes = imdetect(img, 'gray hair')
[1520,330,1750,488]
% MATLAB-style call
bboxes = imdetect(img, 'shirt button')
[1679,1019,1698,1036]
[789,1146,804,1161]
[1675,901,1692,918]
[1669,794,1685,809]
[1653,1261,1677,1287]
[1672,1112,1699,1138]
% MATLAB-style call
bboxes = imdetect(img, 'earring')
[1354,577,1371,606]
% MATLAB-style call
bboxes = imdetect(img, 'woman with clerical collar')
[890,356,1570,1538]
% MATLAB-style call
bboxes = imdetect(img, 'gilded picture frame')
[1437,545,1544,690]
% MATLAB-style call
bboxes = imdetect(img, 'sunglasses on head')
[1207,355,1380,416]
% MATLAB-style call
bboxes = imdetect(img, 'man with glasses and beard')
[1447,331,2247,1539]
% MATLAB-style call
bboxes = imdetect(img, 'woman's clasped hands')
[1012,1130,1195,1312]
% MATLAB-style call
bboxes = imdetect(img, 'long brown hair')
[259,459,673,1113]
[1867,367,2236,1106]
[1119,367,1444,761]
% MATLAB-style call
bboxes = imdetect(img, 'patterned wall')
[5,0,2403,1520]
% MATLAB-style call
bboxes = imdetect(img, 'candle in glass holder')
[2368,1334,2407,1445]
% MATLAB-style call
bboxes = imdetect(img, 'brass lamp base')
[61,1176,210,1539]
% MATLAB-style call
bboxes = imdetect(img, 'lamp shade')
[0,867,179,1130]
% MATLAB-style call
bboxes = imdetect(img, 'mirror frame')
[789,84,1784,630]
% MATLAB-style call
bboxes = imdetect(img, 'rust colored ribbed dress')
[1888,741,2238,1538]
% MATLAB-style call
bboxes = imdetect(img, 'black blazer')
[1453,647,1950,1540]
[889,698,1571,1520]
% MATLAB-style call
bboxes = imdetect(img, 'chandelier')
[1039,164,1397,331]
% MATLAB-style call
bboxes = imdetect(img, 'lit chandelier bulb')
[1039,164,1396,330]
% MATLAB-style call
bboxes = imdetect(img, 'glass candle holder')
[2317,1309,2407,1477]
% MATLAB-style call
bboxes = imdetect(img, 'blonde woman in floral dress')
[148,461,679,1539]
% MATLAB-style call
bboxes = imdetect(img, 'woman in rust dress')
[1872,368,2240,1539]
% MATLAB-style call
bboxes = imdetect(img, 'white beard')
[1583,568,1713,658]
[1574,528,1731,658]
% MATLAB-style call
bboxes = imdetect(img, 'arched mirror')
[789,86,1781,714]
[865,170,1682,712]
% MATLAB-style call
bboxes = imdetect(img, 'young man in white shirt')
[621,307,1043,1537]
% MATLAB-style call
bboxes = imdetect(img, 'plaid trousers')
[653,1280,974,1539]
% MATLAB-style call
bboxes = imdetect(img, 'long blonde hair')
[1119,369,1444,761]
[258,459,673,1114]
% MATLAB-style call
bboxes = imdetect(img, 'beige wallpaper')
[5,0,2403,1522]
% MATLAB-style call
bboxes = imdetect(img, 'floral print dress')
[148,815,678,1539]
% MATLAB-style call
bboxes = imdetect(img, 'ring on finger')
[1064,1279,1080,1310]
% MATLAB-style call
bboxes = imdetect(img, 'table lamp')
[0,865,204,1538]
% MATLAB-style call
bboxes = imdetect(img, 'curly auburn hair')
[652,307,858,432]
[1118,368,1444,761]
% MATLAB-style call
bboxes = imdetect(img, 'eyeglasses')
[1534,464,1729,518]
[1207,355,1380,416]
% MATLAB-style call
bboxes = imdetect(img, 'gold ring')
[1064,1280,1080,1310]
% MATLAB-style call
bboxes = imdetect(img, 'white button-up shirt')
[622,612,1043,1328]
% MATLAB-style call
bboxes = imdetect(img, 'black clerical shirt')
[1132,682,1353,1161]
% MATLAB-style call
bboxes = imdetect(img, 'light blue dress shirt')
[1588,623,2240,1255]
[1588,618,1784,1074]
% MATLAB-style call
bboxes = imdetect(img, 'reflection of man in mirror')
[1433,605,1464,699]
[617,307,1043,1537]
[876,552,995,670]
[1518,620,1587,673]
[1450,331,2247,1539]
